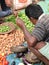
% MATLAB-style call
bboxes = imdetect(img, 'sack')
[12,0,32,10]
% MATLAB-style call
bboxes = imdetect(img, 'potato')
[0,29,24,54]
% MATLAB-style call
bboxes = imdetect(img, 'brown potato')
[0,29,24,54]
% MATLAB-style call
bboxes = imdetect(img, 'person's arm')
[16,17,47,47]
[16,17,38,47]
[21,24,38,47]
[29,47,49,65]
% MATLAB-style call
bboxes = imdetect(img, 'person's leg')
[0,0,12,18]
[0,10,12,18]
[0,0,10,11]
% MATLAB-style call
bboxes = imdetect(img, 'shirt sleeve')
[32,22,46,41]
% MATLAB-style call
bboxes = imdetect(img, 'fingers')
[13,10,18,17]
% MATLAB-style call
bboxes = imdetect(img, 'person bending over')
[16,4,49,64]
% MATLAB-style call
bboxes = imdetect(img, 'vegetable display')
[0,29,24,54]
[1,10,37,65]
[5,10,34,32]
[18,10,34,32]
[0,54,9,65]
[0,26,10,33]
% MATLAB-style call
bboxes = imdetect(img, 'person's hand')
[16,17,25,29]
[5,0,12,7]
[13,10,18,17]
[34,42,46,50]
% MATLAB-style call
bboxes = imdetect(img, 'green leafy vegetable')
[18,10,34,32]
[0,26,10,33]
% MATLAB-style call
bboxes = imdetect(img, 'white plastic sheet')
[12,0,32,10]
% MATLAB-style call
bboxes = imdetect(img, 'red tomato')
[0,54,9,65]
[0,62,3,65]
[1,56,6,61]
[3,60,9,65]
[18,0,27,3]
[0,55,2,60]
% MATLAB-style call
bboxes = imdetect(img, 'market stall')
[0,0,48,65]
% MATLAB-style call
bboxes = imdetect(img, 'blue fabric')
[0,0,10,11]
[6,53,43,65]
[6,54,23,65]
[0,10,12,17]
[6,54,16,62]
[22,42,28,47]
[0,0,12,17]
[9,58,22,65]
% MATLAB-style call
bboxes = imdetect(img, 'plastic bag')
[12,0,32,10]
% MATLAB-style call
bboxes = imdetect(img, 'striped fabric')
[32,14,49,42]
[39,42,49,60]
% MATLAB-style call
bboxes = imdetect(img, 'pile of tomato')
[0,54,9,65]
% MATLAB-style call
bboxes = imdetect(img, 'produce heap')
[0,54,9,65]
[0,10,34,54]
[0,26,10,33]
[0,29,24,54]
[0,10,39,65]
[5,10,34,32]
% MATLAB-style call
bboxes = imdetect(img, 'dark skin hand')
[29,42,49,65]
[30,47,49,65]
[13,10,18,17]
[34,41,46,50]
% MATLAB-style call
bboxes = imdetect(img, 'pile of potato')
[0,29,24,54]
